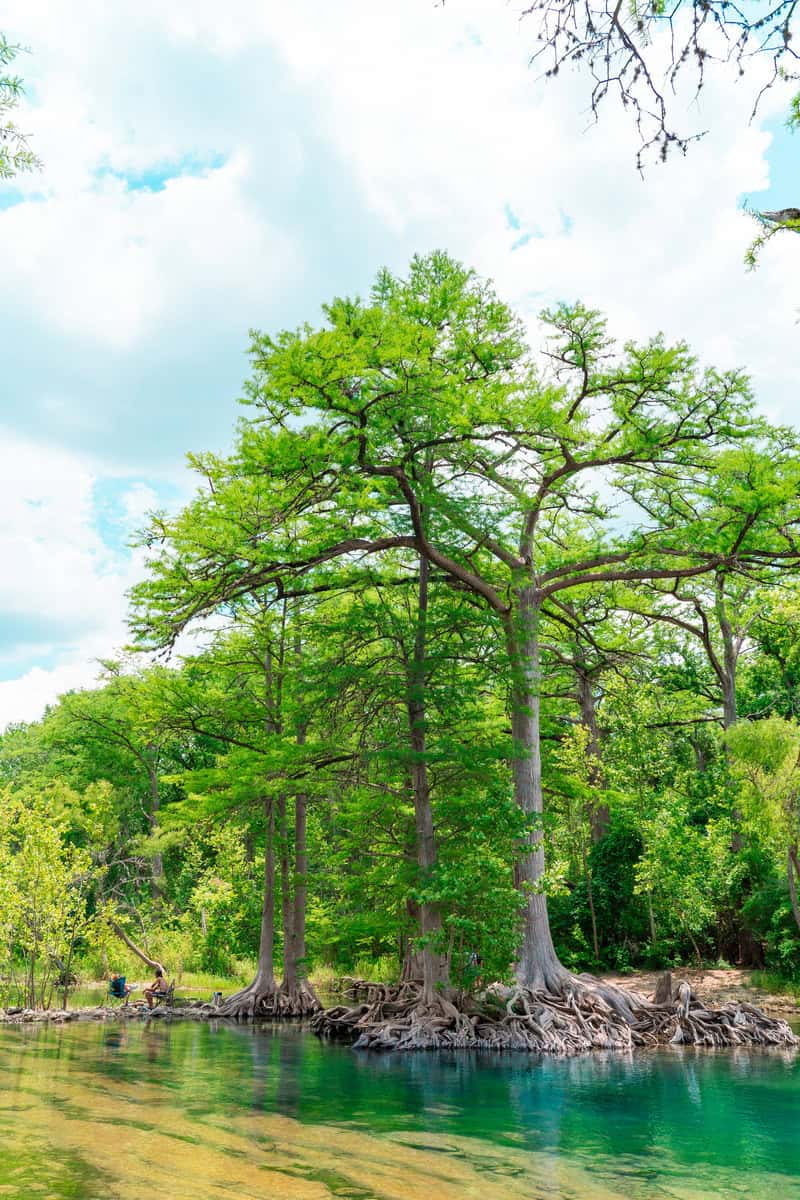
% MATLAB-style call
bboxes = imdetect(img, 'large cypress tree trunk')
[291,791,309,981]
[253,797,277,992]
[277,794,293,982]
[716,587,739,731]
[406,554,447,1004]
[507,585,570,994]
[276,788,319,1013]
[714,581,761,962]
[276,635,320,1016]
[219,797,276,1016]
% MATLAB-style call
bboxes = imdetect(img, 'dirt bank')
[602,968,799,1015]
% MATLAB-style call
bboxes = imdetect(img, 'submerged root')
[312,973,798,1054]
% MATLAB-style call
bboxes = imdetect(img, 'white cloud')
[0,432,157,729]
[257,1,799,419]
[3,155,297,351]
[0,662,104,730]
[0,0,798,731]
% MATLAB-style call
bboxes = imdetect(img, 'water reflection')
[0,1021,797,1200]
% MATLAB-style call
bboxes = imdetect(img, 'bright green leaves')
[726,718,800,852]
[132,250,785,659]
[0,784,106,1008]
[0,35,40,180]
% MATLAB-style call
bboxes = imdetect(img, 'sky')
[1,0,798,730]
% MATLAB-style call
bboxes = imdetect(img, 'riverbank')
[4,967,798,1030]
[601,968,800,1016]
[0,999,217,1024]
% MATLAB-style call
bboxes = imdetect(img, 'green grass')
[172,967,254,993]
[64,950,403,1008]
[750,970,800,1000]
[348,955,400,984]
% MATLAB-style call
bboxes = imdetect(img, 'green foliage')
[5,251,800,1002]
[744,207,800,271]
[181,825,264,973]
[727,718,800,855]
[550,821,648,971]
[0,784,105,1007]
[0,35,40,179]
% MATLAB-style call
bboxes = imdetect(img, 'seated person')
[109,973,132,1002]
[144,967,169,1009]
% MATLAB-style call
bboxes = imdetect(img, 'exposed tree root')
[216,977,322,1021]
[311,973,798,1054]
[276,978,322,1018]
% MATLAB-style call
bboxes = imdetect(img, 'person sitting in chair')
[144,968,169,1009]
[109,973,132,1004]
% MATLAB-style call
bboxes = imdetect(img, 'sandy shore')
[602,967,800,1014]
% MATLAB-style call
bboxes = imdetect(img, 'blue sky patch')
[739,118,796,211]
[504,202,521,231]
[92,475,181,557]
[95,152,227,193]
[0,613,71,681]
[0,189,46,211]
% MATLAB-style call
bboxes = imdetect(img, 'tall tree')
[132,253,797,1041]
[146,607,324,1018]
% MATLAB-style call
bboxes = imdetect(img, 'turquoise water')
[0,1020,797,1199]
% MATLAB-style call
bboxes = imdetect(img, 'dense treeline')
[2,252,800,1012]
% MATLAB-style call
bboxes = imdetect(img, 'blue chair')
[108,976,130,1005]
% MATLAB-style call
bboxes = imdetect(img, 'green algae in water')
[0,1021,797,1199]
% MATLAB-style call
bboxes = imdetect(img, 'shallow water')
[0,1021,797,1199]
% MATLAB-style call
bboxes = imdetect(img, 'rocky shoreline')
[3,968,798,1034]
[0,1000,221,1024]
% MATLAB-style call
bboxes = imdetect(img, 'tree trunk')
[719,643,738,732]
[715,585,747,858]
[145,747,165,903]
[277,794,293,987]
[407,553,447,1003]
[507,585,570,993]
[110,921,165,974]
[721,671,738,731]
[254,796,277,990]
[291,790,308,984]
[275,627,320,1016]
[219,797,276,1018]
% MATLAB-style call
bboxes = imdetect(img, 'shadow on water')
[0,1020,798,1199]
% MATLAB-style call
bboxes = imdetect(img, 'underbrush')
[750,970,800,1000]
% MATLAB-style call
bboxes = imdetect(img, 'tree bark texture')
[110,922,165,974]
[406,553,447,1003]
[506,585,569,993]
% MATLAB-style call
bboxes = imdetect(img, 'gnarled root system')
[311,974,798,1054]
[215,979,322,1021]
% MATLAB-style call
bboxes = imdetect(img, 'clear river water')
[0,1019,797,1200]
